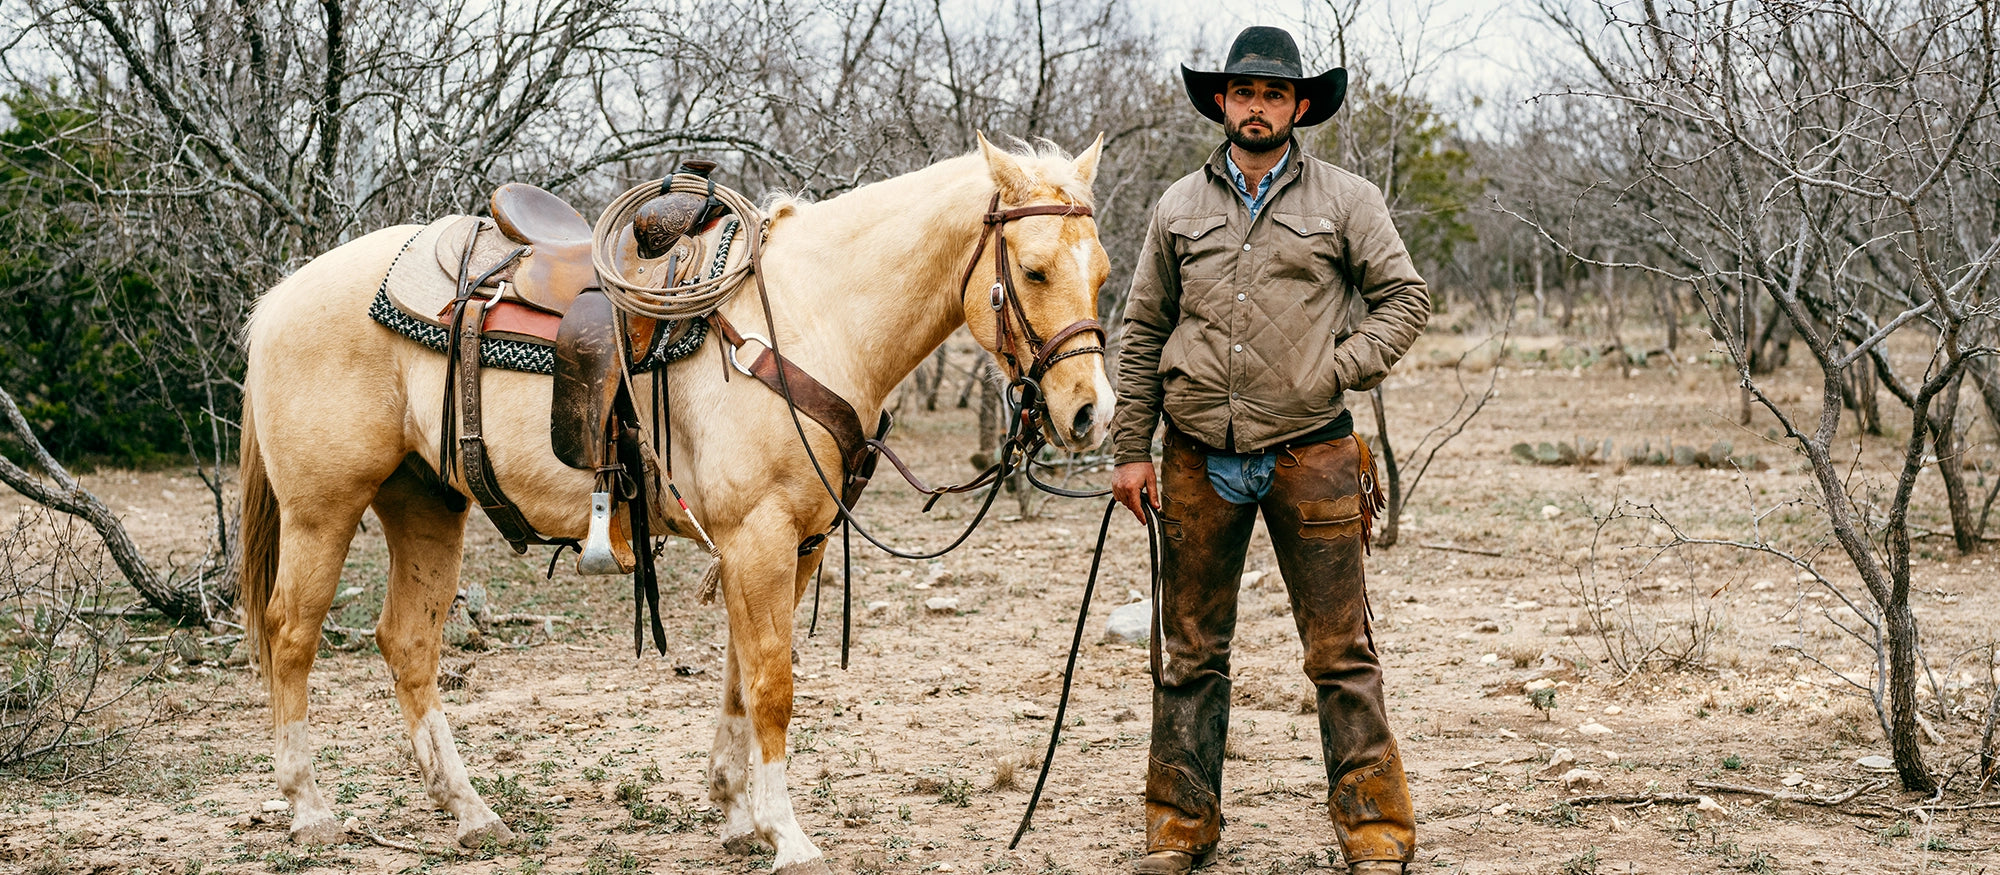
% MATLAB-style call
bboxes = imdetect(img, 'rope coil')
[591,174,766,321]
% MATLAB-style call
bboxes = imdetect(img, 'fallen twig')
[485,613,574,626]
[1564,792,1705,807]
[366,832,428,853]
[1420,542,1505,557]
[1690,778,1886,806]
[1903,799,2000,813]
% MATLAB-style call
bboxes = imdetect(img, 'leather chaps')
[1146,427,1414,866]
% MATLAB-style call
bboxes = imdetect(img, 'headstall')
[958,193,1107,385]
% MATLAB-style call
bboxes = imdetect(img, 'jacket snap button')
[1242,243,1252,251]
[1233,344,1242,352]
[1236,293,1246,301]
[1230,392,1239,400]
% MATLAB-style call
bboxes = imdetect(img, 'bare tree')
[1513,0,2000,792]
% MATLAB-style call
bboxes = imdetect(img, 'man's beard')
[1226,115,1291,152]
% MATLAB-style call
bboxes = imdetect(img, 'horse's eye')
[1024,269,1047,284]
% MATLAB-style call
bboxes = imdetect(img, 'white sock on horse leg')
[275,721,338,836]
[409,708,502,833]
[752,759,822,868]
[710,712,758,846]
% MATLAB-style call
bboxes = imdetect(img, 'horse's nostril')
[1072,403,1095,436]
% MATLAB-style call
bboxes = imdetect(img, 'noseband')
[958,193,1106,384]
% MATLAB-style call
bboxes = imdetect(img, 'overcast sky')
[1126,0,1574,114]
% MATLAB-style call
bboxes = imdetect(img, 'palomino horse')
[236,135,1111,873]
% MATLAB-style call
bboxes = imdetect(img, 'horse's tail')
[237,396,280,682]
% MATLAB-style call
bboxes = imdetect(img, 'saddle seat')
[487,183,599,317]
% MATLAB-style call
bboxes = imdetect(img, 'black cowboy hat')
[1181,26,1348,128]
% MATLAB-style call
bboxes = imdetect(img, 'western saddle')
[439,174,723,586]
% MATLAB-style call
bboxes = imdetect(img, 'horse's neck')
[758,158,990,411]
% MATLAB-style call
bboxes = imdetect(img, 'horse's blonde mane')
[761,139,1093,227]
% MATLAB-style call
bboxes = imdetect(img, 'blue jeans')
[1204,452,1279,504]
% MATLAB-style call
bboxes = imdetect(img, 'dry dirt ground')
[4,329,1999,874]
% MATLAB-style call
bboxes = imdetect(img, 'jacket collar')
[1204,138,1307,200]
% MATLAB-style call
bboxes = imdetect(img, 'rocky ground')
[3,329,1998,874]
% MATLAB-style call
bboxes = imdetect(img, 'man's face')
[1216,77,1308,153]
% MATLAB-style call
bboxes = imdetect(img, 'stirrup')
[577,492,631,575]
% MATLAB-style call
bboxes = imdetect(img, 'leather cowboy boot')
[1259,436,1416,868]
[1142,427,1258,866]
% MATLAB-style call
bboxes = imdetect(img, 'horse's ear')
[1073,133,1105,189]
[977,131,1033,202]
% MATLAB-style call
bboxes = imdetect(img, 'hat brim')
[1181,64,1348,127]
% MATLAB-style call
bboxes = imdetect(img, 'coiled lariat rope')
[591,175,765,321]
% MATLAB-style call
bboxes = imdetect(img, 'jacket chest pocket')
[1266,212,1339,287]
[1169,214,1231,283]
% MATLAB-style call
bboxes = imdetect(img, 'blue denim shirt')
[1224,145,1291,220]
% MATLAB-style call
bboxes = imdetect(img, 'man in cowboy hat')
[1109,25,1427,875]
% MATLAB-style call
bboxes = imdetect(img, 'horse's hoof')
[772,858,832,875]
[723,831,770,855]
[289,816,346,846]
[457,820,515,849]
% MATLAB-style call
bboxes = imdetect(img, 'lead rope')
[1009,497,1161,848]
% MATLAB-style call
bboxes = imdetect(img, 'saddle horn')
[633,159,722,260]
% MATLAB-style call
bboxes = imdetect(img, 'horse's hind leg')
[370,460,513,848]
[265,491,373,844]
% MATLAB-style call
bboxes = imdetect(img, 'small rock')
[1479,653,1500,665]
[1856,755,1895,771]
[234,814,254,828]
[924,596,960,614]
[343,817,359,833]
[1239,570,1267,588]
[1472,620,1501,634]
[1559,768,1603,789]
[1541,505,1563,519]
[262,799,289,813]
[336,586,365,603]
[1489,803,1511,816]
[865,601,893,616]
[1103,600,1151,644]
[548,795,568,805]
[1602,705,1623,716]
[563,723,589,733]
[1506,600,1543,611]
[1013,703,1050,720]
[1599,749,1621,763]
[1576,721,1613,736]
[1539,748,1576,777]
[1780,772,1806,787]
[1695,795,1726,814]
[1524,678,1557,693]
[1751,580,1775,592]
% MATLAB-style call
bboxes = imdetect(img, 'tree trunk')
[923,346,948,411]
[1532,255,1546,324]
[1652,275,1679,352]
[1883,595,1935,792]
[0,387,211,625]
[1929,373,1978,555]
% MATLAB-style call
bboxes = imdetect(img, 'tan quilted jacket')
[1110,141,1430,464]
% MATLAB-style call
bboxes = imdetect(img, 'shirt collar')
[1224,143,1291,216]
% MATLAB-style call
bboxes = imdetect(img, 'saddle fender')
[552,290,626,471]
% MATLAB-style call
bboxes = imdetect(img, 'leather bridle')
[958,193,1106,383]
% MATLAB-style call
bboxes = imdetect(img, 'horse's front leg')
[715,505,827,874]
